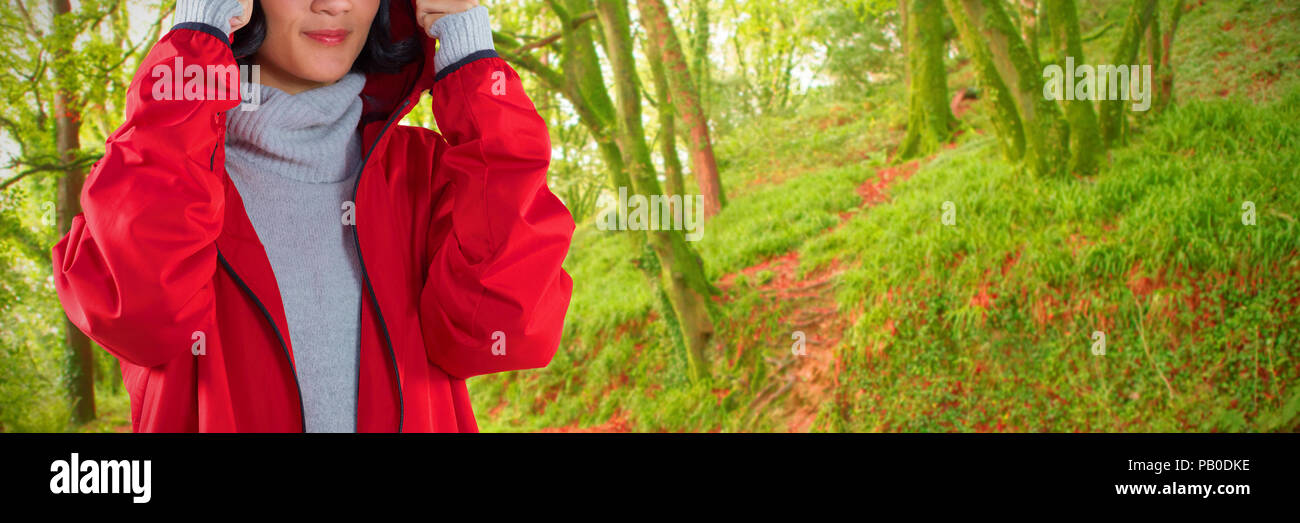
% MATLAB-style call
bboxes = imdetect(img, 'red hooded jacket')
[50,6,574,432]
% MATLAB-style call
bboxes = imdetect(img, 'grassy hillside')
[469,0,1300,432]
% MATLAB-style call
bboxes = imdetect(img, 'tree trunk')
[496,0,630,190]
[637,0,726,219]
[1021,0,1039,65]
[690,0,710,116]
[897,0,954,159]
[1145,4,1161,112]
[645,38,687,200]
[51,0,95,424]
[1099,0,1158,147]
[596,0,715,382]
[1156,0,1185,112]
[942,0,1029,162]
[560,0,633,190]
[900,0,911,88]
[1045,0,1102,175]
[949,0,1068,176]
[502,0,714,379]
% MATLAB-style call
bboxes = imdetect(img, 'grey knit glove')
[173,0,244,35]
[428,5,496,74]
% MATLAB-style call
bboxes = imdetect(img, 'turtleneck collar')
[225,72,367,184]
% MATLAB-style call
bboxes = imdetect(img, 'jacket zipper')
[216,249,307,432]
[213,110,306,433]
[213,98,408,431]
[214,98,413,433]
[351,98,412,433]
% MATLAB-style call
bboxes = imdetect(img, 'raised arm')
[417,5,575,379]
[51,3,244,368]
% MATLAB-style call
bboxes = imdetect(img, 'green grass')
[698,163,874,280]
[473,100,888,432]
[1164,0,1300,103]
[799,90,1300,432]
[712,98,895,197]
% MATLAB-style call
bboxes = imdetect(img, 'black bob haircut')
[231,0,423,75]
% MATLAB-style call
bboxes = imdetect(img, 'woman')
[50,0,575,432]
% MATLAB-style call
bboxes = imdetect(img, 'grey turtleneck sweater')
[174,0,495,432]
[225,73,367,434]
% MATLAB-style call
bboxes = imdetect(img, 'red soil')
[711,161,923,431]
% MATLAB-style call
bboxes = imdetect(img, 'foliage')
[813,0,901,100]
[1,0,156,432]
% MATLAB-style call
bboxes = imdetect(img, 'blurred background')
[1,0,1297,432]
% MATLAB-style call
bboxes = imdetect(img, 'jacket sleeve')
[419,54,575,379]
[51,24,240,368]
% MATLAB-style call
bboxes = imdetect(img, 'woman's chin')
[279,51,356,81]
[296,65,357,86]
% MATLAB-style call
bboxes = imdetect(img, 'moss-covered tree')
[597,0,716,381]
[897,0,954,160]
[495,0,631,191]
[644,37,687,200]
[496,0,717,381]
[1044,0,1102,175]
[1020,0,1040,64]
[50,0,95,423]
[638,0,726,218]
[930,2,1023,162]
[1155,0,1186,113]
[1098,0,1158,147]
[946,0,1067,176]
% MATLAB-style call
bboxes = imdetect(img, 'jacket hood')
[358,0,439,127]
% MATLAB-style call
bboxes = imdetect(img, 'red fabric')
[50,7,574,432]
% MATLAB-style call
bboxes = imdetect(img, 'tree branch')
[14,0,43,38]
[494,45,568,94]
[1,154,100,191]
[515,11,599,53]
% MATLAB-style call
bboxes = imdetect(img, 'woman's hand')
[230,0,253,33]
[416,0,480,36]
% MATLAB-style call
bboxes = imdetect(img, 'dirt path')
[716,160,921,432]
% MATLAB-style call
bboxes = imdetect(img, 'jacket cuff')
[173,0,243,35]
[430,6,495,74]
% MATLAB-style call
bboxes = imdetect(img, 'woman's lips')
[303,29,349,46]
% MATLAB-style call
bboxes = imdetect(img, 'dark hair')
[232,0,422,75]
